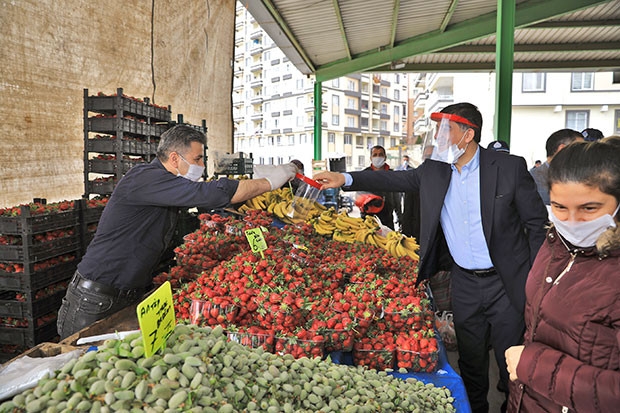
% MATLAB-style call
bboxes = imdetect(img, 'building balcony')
[251,95,263,104]
[250,30,263,40]
[234,51,244,61]
[250,79,263,88]
[344,126,362,133]
[233,113,244,122]
[250,63,263,72]
[344,89,362,97]
[414,92,428,108]
[234,67,243,77]
[380,113,390,120]
[251,113,263,121]
[344,108,361,116]
[250,46,263,56]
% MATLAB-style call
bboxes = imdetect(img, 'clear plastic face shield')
[422,112,479,164]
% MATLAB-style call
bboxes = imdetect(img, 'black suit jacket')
[347,147,548,310]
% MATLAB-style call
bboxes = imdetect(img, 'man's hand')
[505,345,524,382]
[253,163,298,190]
[314,171,345,189]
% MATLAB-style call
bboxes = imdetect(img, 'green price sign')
[136,281,176,357]
[245,227,268,256]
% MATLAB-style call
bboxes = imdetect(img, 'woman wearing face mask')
[505,140,620,413]
[361,145,398,230]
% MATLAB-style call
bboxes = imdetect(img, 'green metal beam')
[437,41,620,53]
[373,58,620,72]
[313,81,323,161]
[332,0,352,60]
[439,0,460,33]
[389,0,400,48]
[314,0,611,81]
[495,0,515,147]
[262,0,316,73]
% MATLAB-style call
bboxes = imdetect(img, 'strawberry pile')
[0,200,74,217]
[165,210,438,370]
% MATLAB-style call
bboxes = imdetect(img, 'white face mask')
[431,130,468,164]
[549,205,619,248]
[177,154,205,182]
[371,156,386,169]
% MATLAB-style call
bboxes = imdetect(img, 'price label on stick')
[136,281,176,357]
[245,227,268,257]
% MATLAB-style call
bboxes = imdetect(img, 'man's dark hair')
[545,128,583,158]
[370,145,386,155]
[440,102,483,143]
[157,125,207,161]
[549,140,620,205]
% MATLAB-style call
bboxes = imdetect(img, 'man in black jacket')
[58,125,297,339]
[315,103,548,413]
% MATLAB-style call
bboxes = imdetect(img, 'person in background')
[529,160,542,172]
[505,140,620,412]
[362,145,398,230]
[581,127,604,142]
[487,140,510,153]
[529,129,583,205]
[395,155,413,231]
[397,154,413,171]
[57,125,297,339]
[316,102,548,413]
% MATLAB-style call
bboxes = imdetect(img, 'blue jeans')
[57,271,143,340]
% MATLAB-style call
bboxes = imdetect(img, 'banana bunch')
[311,207,338,235]
[238,187,326,224]
[382,230,420,260]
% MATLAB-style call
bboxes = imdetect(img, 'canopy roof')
[245,0,620,81]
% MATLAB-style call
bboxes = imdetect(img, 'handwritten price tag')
[245,227,268,256]
[136,281,176,357]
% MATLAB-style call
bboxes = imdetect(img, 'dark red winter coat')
[508,225,620,412]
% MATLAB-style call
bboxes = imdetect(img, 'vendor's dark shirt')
[78,158,239,290]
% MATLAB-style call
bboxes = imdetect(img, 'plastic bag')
[435,311,457,352]
[0,349,83,401]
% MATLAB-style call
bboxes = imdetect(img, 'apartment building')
[410,71,620,167]
[232,4,409,173]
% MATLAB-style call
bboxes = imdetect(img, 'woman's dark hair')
[548,141,620,204]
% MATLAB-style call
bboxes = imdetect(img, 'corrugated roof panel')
[450,0,500,24]
[340,0,394,54]
[396,0,449,40]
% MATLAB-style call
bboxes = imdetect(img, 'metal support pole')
[495,0,516,146]
[313,80,323,161]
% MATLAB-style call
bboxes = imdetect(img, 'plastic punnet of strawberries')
[395,330,440,373]
[275,329,325,359]
[353,331,396,371]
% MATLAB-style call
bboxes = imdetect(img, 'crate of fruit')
[0,316,58,347]
[0,258,77,291]
[0,288,66,319]
[0,232,80,262]
[0,202,79,235]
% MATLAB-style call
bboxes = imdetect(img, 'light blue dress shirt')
[440,148,494,270]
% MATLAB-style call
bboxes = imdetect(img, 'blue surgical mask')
[177,154,205,182]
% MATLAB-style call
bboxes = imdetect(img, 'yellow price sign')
[136,281,176,357]
[245,227,268,256]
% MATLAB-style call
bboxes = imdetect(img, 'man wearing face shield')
[57,125,298,339]
[315,102,548,413]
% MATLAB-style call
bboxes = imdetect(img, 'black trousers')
[451,265,524,413]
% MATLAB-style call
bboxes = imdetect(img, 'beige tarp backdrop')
[0,0,235,208]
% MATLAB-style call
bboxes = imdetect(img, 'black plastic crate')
[0,317,58,347]
[0,344,27,364]
[88,158,116,174]
[81,205,104,225]
[86,92,171,123]
[89,117,147,135]
[0,208,79,236]
[0,234,80,263]
[88,180,115,195]
[0,289,66,319]
[0,260,77,291]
